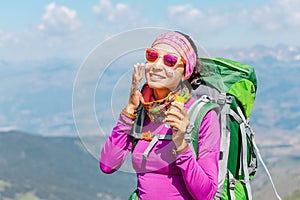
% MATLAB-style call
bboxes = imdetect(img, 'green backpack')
[129,57,282,200]
[189,57,257,200]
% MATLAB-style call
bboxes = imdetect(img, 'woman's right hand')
[124,63,145,114]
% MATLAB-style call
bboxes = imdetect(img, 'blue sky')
[1,0,300,61]
[1,0,300,137]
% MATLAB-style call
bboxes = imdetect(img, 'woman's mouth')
[149,73,165,81]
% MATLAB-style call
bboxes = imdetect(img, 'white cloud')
[239,0,300,32]
[0,29,18,47]
[218,44,300,62]
[240,6,282,31]
[167,4,230,35]
[169,5,202,17]
[37,2,80,35]
[20,109,32,115]
[92,0,113,19]
[0,126,18,132]
[277,0,300,27]
[30,111,76,136]
[294,54,300,60]
[167,1,300,37]
[92,0,143,30]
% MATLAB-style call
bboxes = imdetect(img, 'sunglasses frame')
[145,48,186,68]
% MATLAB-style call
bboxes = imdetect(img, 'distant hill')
[0,131,136,200]
[252,154,300,199]
[1,130,299,200]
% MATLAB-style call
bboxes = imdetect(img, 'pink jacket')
[100,97,220,200]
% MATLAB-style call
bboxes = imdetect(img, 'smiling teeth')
[151,74,163,79]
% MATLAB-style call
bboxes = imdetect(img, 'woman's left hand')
[164,103,190,149]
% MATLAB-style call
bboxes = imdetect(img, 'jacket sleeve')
[99,114,133,174]
[175,110,220,200]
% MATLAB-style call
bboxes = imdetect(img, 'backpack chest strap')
[131,131,173,141]
[131,131,173,160]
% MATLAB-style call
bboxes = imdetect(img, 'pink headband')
[151,31,197,79]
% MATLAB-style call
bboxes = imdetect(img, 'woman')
[100,31,220,200]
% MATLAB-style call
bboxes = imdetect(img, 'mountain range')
[0,131,136,200]
[1,44,300,138]
[1,130,300,200]
[1,44,300,199]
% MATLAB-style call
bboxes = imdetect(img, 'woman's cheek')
[165,67,175,78]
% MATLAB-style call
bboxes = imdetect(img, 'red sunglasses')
[145,48,186,67]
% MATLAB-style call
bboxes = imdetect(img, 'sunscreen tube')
[165,96,185,129]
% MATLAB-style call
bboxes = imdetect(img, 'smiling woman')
[144,44,186,98]
[99,31,220,200]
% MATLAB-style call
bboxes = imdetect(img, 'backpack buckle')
[199,95,212,103]
[217,93,227,105]
[141,131,154,141]
[229,178,236,190]
[186,124,194,133]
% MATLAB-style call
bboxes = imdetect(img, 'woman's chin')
[147,81,178,91]
[147,81,169,89]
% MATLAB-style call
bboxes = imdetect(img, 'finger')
[169,122,180,131]
[169,122,185,134]
[136,63,144,73]
[132,63,141,83]
[171,103,189,119]
[133,63,138,73]
[181,106,188,116]
[164,117,182,124]
[166,110,184,120]
[180,107,189,121]
[138,63,145,79]
[132,66,137,80]
[171,102,184,111]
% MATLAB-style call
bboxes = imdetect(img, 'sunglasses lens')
[146,49,158,62]
[163,54,178,67]
[145,49,180,67]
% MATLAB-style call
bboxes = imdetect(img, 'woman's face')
[145,43,185,91]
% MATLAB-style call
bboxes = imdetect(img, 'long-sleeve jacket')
[100,97,220,200]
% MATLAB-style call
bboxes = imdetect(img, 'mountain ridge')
[0,130,136,200]
[1,130,300,199]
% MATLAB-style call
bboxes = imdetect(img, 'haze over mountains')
[0,131,136,200]
[1,44,300,199]
[0,130,300,200]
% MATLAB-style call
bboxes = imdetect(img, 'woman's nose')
[156,56,164,65]
[146,57,164,72]
[152,61,164,72]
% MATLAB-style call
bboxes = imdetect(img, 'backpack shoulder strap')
[130,104,145,152]
[187,96,220,158]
